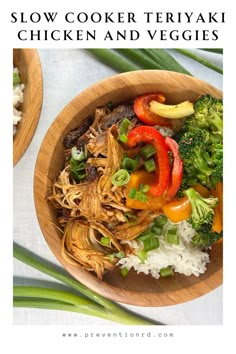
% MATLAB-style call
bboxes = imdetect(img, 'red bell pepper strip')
[127,126,170,196]
[165,137,183,198]
[134,93,172,127]
[165,137,183,199]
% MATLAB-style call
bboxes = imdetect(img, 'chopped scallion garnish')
[137,249,147,263]
[111,169,130,186]
[140,143,156,159]
[71,146,86,161]
[128,187,137,199]
[118,118,131,143]
[165,226,179,245]
[142,237,160,252]
[120,267,129,277]
[144,158,156,172]
[160,266,174,277]
[153,215,168,226]
[13,71,21,86]
[100,237,110,246]
[121,156,139,173]
[124,213,138,226]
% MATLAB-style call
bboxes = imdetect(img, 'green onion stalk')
[13,242,162,325]
[174,48,223,74]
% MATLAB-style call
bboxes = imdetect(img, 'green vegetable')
[70,159,87,181]
[71,146,86,161]
[174,48,223,74]
[120,267,129,277]
[137,249,148,263]
[13,243,161,325]
[100,237,110,246]
[121,156,139,173]
[160,266,174,277]
[144,158,156,172]
[198,48,223,54]
[191,223,223,248]
[86,49,140,72]
[128,187,137,199]
[185,187,218,230]
[153,215,168,227]
[140,143,156,159]
[165,233,179,245]
[142,236,160,252]
[13,71,21,86]
[70,146,87,181]
[141,48,192,75]
[192,94,223,136]
[118,118,132,143]
[128,184,150,202]
[152,226,163,235]
[174,94,223,191]
[165,225,179,245]
[86,48,192,75]
[124,212,138,226]
[138,230,156,242]
[111,169,130,186]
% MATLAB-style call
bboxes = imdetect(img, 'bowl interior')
[34,70,223,306]
[13,49,43,166]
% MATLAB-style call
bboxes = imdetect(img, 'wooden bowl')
[34,70,223,306]
[13,49,43,166]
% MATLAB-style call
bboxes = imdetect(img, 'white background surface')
[13,48,223,326]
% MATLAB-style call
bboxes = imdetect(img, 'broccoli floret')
[185,187,218,230]
[176,128,212,181]
[188,94,223,136]
[174,94,223,191]
[191,222,223,247]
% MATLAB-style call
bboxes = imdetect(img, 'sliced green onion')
[108,254,115,262]
[140,184,150,193]
[140,144,156,159]
[124,213,138,226]
[128,187,137,199]
[120,267,129,277]
[152,226,163,235]
[13,71,21,86]
[135,191,148,202]
[165,234,179,245]
[121,156,139,173]
[143,237,160,252]
[160,266,174,277]
[165,227,179,245]
[153,215,168,226]
[114,251,125,259]
[144,158,156,172]
[118,118,131,143]
[137,249,147,263]
[100,237,110,246]
[70,158,87,181]
[111,169,130,186]
[71,147,85,161]
[138,230,155,241]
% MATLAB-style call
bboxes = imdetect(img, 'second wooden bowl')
[13,48,43,166]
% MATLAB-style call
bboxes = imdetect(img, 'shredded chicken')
[49,105,164,279]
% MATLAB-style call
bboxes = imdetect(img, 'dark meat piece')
[76,134,90,150]
[86,165,98,183]
[63,116,93,148]
[100,105,135,129]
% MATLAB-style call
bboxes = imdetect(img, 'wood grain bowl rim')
[13,48,43,166]
[34,70,223,307]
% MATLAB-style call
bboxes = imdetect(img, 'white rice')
[13,67,24,135]
[118,220,210,279]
